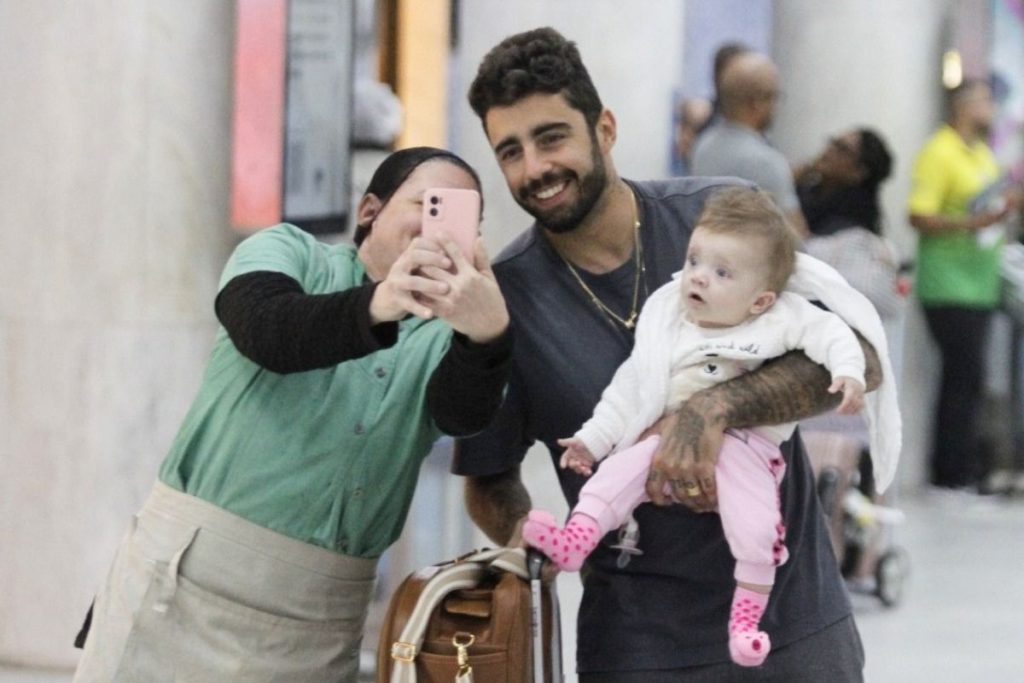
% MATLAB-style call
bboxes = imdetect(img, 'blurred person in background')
[794,130,904,570]
[796,128,906,322]
[908,78,1022,494]
[692,51,809,238]
[673,96,712,175]
[696,41,751,136]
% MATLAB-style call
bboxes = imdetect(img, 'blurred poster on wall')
[231,0,354,235]
[991,0,1024,180]
[283,0,354,234]
[231,0,287,232]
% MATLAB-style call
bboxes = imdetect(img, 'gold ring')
[684,485,701,497]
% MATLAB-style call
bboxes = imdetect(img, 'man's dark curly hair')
[468,27,603,130]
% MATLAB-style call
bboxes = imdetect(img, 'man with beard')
[692,51,809,238]
[453,27,880,681]
[908,78,1021,492]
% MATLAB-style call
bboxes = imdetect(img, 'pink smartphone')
[421,188,481,261]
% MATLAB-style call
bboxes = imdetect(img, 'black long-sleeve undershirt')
[215,270,511,436]
[215,271,396,372]
[426,323,513,436]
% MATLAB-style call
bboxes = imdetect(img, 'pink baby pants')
[575,430,789,585]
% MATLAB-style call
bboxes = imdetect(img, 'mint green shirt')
[159,224,452,558]
[908,125,1003,308]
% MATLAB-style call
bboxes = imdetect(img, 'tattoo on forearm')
[465,469,530,545]
[709,351,839,428]
[672,409,706,455]
[857,333,883,391]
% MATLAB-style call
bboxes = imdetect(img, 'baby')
[523,187,868,668]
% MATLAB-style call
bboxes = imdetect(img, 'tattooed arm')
[464,466,533,546]
[646,333,881,511]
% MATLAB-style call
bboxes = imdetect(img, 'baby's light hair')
[695,187,797,292]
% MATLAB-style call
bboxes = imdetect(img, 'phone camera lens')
[430,195,440,205]
[429,207,439,217]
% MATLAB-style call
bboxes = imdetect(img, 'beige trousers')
[74,482,378,683]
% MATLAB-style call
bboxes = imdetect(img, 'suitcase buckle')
[391,641,417,662]
[454,632,475,678]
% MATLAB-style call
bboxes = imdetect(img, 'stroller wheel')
[875,547,909,607]
[817,467,840,516]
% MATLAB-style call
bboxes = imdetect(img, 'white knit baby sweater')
[575,253,902,493]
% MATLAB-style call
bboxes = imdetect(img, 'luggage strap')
[389,547,529,683]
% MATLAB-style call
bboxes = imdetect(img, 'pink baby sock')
[728,586,771,667]
[521,509,601,572]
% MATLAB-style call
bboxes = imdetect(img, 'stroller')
[801,424,909,607]
[800,227,912,607]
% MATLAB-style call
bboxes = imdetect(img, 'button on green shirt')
[908,125,1003,308]
[159,224,452,558]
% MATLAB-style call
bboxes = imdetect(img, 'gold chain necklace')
[560,188,647,330]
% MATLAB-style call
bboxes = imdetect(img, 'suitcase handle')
[527,548,546,581]
[527,548,546,682]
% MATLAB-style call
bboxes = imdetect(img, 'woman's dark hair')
[468,27,603,130]
[799,128,895,236]
[354,146,481,246]
[857,128,893,189]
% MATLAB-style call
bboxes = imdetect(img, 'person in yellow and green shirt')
[908,78,1022,492]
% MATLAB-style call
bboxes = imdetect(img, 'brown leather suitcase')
[376,548,561,683]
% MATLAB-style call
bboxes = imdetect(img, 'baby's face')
[680,227,776,328]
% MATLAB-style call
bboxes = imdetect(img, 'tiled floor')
[854,490,1024,682]
[3,491,1023,682]
[0,670,69,683]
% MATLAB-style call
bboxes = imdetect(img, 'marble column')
[770,0,957,492]
[0,1,238,667]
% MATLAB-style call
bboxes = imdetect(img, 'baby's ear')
[749,291,777,315]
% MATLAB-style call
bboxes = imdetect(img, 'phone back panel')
[421,188,481,259]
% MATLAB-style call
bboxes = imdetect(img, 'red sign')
[230,0,287,232]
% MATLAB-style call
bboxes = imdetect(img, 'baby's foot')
[728,588,771,667]
[728,631,771,667]
[521,510,600,572]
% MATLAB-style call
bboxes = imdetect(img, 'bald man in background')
[692,52,809,238]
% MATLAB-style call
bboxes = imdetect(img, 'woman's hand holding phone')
[416,188,508,342]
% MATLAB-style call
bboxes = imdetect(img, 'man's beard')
[516,145,609,234]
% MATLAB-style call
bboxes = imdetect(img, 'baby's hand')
[558,437,597,476]
[829,376,866,414]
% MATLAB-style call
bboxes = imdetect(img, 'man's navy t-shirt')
[454,177,851,672]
